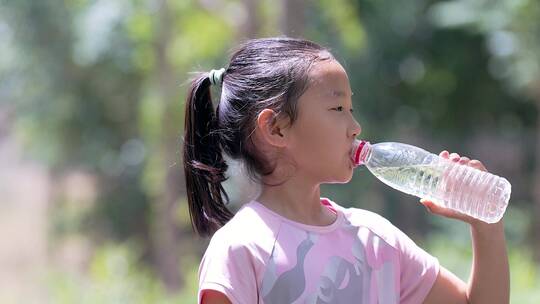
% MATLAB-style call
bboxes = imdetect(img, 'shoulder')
[199,207,272,303]
[203,202,280,262]
[198,203,280,303]
[324,197,406,250]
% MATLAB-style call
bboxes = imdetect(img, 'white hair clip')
[209,68,226,86]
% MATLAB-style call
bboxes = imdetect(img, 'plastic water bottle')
[351,140,511,223]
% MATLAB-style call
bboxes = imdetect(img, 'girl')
[183,37,509,304]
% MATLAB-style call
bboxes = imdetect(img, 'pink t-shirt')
[198,197,439,304]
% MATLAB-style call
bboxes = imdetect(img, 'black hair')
[183,37,333,236]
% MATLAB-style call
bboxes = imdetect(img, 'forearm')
[467,220,510,304]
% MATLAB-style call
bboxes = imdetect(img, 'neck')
[255,173,335,226]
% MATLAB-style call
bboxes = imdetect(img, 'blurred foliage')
[47,241,199,303]
[1,0,539,301]
[427,236,540,304]
[426,205,540,303]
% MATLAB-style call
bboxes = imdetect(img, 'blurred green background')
[1,0,539,302]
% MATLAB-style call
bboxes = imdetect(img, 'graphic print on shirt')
[262,232,316,304]
[307,218,371,304]
[375,260,397,303]
[259,213,399,304]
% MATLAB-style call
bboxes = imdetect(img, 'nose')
[349,117,362,138]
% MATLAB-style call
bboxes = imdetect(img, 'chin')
[326,171,354,184]
[342,173,354,183]
[344,168,355,182]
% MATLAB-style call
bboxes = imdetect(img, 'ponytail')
[183,73,233,237]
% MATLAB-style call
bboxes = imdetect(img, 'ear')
[256,109,290,148]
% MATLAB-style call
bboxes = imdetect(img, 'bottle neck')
[353,140,372,166]
[358,142,372,165]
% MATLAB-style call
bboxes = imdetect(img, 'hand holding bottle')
[419,150,501,226]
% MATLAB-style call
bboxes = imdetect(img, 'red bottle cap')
[352,140,370,167]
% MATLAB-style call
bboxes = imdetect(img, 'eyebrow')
[332,90,354,97]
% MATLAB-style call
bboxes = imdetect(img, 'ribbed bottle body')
[356,141,511,223]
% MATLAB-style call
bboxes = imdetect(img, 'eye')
[332,106,354,113]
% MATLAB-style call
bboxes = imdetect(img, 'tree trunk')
[532,85,540,262]
[241,0,260,38]
[280,0,306,37]
[151,0,183,292]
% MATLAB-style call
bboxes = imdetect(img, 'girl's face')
[284,59,362,184]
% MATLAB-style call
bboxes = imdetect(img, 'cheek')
[290,134,320,160]
[287,111,343,164]
[291,132,337,168]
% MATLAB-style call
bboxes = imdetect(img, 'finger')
[459,156,470,164]
[420,199,465,219]
[420,200,448,215]
[439,150,449,158]
[450,153,460,162]
[469,159,487,171]
[421,200,440,213]
[419,199,434,213]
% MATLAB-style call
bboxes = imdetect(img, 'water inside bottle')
[370,163,446,202]
[370,163,511,222]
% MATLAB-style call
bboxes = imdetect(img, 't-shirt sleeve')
[392,224,440,304]
[198,232,258,304]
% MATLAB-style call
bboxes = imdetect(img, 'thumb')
[419,198,434,213]
[419,198,469,221]
[420,199,452,215]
